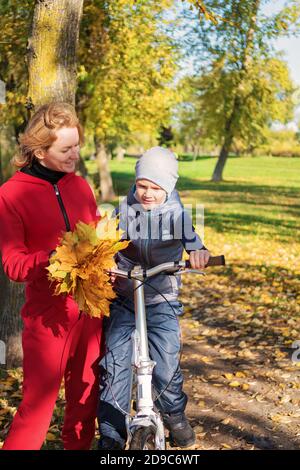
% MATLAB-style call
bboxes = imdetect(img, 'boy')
[98,146,210,449]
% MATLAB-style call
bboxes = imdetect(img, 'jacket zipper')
[53,184,71,232]
[142,210,152,266]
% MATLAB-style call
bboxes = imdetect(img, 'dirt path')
[175,276,300,451]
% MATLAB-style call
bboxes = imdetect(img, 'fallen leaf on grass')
[221,418,231,425]
[255,394,267,403]
[46,432,57,441]
[235,371,247,378]
[270,414,292,424]
[221,443,232,449]
[229,381,240,388]
[197,400,206,408]
[224,373,234,380]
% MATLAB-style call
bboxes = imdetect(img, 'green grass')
[86,155,300,245]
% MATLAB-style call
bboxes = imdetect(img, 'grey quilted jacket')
[114,185,205,305]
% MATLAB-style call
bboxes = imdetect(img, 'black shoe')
[98,436,124,450]
[163,412,196,448]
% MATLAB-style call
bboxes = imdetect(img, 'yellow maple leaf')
[96,214,122,241]
[229,381,240,388]
[47,217,130,317]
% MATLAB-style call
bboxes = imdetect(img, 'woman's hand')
[189,249,210,270]
[108,265,117,286]
[49,250,57,260]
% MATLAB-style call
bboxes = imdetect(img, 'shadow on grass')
[204,210,300,239]
[110,169,300,198]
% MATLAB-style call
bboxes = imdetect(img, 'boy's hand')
[189,249,210,270]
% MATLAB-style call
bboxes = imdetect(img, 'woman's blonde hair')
[12,102,84,168]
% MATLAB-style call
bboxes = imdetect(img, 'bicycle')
[108,255,225,450]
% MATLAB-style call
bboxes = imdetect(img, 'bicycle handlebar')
[109,255,225,279]
[185,254,225,268]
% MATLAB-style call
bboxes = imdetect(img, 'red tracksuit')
[0,170,103,450]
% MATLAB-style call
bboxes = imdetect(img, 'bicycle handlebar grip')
[185,255,225,268]
[206,255,225,266]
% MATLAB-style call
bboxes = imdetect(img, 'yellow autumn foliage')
[47,216,129,318]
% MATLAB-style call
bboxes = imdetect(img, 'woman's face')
[36,127,80,173]
[135,179,166,210]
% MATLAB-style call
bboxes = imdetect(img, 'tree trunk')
[0,0,84,368]
[116,146,126,162]
[211,133,233,182]
[27,0,84,108]
[0,128,24,367]
[0,261,24,368]
[192,144,199,161]
[211,0,260,182]
[0,138,3,186]
[78,155,88,178]
[94,136,115,202]
[212,101,236,182]
[0,125,23,367]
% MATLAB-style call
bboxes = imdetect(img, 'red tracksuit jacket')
[0,170,99,318]
[0,170,102,450]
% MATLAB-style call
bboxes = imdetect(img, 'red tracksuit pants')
[2,309,103,450]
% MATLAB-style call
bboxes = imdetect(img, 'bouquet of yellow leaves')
[47,216,129,318]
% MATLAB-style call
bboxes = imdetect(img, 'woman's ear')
[34,149,46,161]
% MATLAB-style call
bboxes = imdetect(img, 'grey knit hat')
[135,146,179,195]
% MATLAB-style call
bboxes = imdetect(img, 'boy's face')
[135,179,166,210]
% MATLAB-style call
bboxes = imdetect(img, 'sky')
[173,0,300,128]
[262,1,300,126]
[273,33,300,129]
[263,0,300,86]
[275,36,300,86]
[175,1,300,86]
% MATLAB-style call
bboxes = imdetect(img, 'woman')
[0,102,103,450]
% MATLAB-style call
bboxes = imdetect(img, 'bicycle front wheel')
[129,426,157,450]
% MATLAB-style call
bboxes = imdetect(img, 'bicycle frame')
[109,256,225,450]
[127,269,166,450]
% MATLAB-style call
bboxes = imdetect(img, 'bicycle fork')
[126,273,165,450]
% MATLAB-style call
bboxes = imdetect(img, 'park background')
[0,0,299,450]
